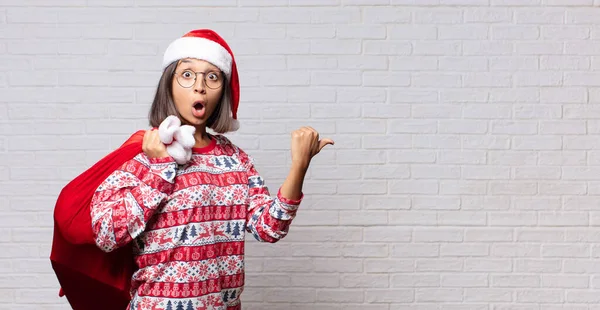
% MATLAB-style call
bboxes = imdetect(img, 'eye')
[207,72,220,81]
[181,70,194,79]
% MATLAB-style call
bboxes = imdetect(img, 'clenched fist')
[143,129,170,159]
[290,126,334,170]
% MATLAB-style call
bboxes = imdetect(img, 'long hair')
[148,61,239,133]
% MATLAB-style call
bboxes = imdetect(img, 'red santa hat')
[162,29,240,123]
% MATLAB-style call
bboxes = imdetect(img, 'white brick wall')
[2,1,600,309]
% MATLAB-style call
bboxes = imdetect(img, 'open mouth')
[193,101,204,111]
[192,101,206,118]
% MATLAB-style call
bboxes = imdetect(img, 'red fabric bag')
[50,130,145,310]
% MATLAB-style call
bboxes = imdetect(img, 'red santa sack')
[50,130,145,310]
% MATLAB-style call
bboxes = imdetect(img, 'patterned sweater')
[90,135,302,310]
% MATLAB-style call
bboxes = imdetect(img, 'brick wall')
[1,1,599,309]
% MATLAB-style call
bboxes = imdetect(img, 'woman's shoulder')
[211,134,246,153]
[211,134,251,163]
[212,134,236,149]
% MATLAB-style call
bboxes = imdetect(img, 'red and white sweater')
[90,135,302,310]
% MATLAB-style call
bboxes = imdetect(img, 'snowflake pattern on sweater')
[90,135,302,310]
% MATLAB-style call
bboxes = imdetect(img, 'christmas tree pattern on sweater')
[90,135,302,310]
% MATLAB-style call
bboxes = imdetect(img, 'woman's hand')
[290,126,334,170]
[143,129,170,159]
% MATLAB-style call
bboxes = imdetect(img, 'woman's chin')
[181,116,206,127]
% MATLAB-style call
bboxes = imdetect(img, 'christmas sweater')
[90,135,302,310]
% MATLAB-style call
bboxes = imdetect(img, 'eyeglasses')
[174,70,224,89]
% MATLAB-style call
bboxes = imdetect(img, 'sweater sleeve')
[90,153,177,252]
[240,150,303,243]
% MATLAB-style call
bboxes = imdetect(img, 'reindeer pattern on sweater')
[90,135,302,310]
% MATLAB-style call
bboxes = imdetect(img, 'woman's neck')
[193,126,211,148]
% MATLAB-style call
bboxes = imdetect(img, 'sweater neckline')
[192,135,217,154]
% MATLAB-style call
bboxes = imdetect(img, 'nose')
[193,74,206,94]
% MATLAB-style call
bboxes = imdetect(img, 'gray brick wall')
[2,1,600,309]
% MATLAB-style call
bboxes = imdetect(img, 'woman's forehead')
[178,58,219,71]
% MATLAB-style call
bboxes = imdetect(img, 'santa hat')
[162,29,240,124]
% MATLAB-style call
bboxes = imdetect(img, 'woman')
[89,29,333,310]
